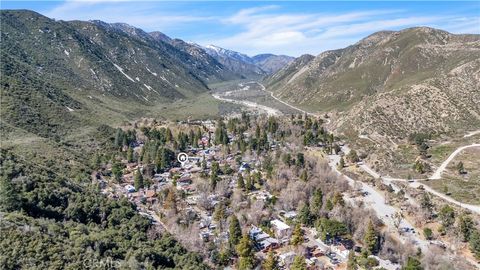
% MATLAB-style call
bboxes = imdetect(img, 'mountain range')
[0,10,292,140]
[265,27,480,138]
[2,9,479,143]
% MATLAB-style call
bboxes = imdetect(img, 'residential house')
[271,219,291,241]
[331,244,349,259]
[278,251,296,267]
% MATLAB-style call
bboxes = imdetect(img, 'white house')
[271,219,291,240]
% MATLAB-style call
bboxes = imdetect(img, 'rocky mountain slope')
[203,44,266,78]
[203,45,294,76]
[148,33,240,82]
[265,27,480,138]
[0,10,239,139]
[251,53,295,73]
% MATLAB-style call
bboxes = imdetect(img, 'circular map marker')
[177,152,188,166]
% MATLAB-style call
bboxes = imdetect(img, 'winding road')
[214,81,480,215]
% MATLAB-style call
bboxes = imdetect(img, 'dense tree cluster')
[0,149,207,269]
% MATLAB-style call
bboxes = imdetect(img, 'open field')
[421,147,480,205]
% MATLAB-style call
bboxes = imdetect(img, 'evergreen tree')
[210,161,220,189]
[459,214,474,242]
[347,251,358,270]
[298,203,313,226]
[310,188,323,214]
[456,161,465,174]
[166,128,173,142]
[338,157,345,170]
[236,234,255,270]
[262,250,279,270]
[282,153,292,167]
[326,199,334,211]
[295,153,305,167]
[423,228,433,240]
[0,174,19,212]
[229,215,242,248]
[364,220,378,254]
[127,146,134,163]
[111,162,123,182]
[469,229,480,260]
[245,173,253,191]
[402,257,423,270]
[237,173,245,189]
[290,223,304,246]
[439,205,455,228]
[134,168,144,190]
[290,255,307,270]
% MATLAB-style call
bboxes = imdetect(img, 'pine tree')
[298,203,313,226]
[237,173,245,189]
[229,215,242,247]
[295,153,305,167]
[134,168,144,190]
[236,234,255,270]
[469,229,480,260]
[364,220,378,254]
[111,162,123,182]
[338,157,345,170]
[290,255,307,270]
[210,161,220,189]
[245,173,253,191]
[459,214,474,242]
[127,146,134,162]
[402,257,423,270]
[347,251,358,270]
[290,223,304,246]
[0,174,18,212]
[456,161,465,174]
[310,188,323,214]
[262,250,279,270]
[326,199,333,211]
[439,205,455,228]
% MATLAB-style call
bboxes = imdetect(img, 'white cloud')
[45,1,216,31]
[202,6,479,56]
[42,2,479,56]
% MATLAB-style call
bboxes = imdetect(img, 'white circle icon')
[177,152,188,165]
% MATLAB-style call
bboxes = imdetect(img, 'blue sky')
[2,1,479,56]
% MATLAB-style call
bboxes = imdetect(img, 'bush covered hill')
[265,27,480,139]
